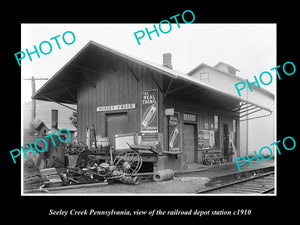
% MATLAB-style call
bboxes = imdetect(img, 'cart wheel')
[214,155,221,165]
[204,155,213,166]
[113,149,142,175]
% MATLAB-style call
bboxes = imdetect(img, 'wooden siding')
[163,96,239,170]
[77,57,163,142]
[76,55,239,171]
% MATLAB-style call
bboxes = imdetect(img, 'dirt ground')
[45,159,274,195]
[48,176,210,194]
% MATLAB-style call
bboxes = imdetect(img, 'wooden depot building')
[33,41,272,172]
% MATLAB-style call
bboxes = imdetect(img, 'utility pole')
[23,76,48,122]
[245,86,249,156]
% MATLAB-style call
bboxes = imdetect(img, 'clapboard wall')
[75,53,239,171]
[162,95,240,170]
[76,56,164,142]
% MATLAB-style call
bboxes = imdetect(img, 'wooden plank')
[63,85,77,102]
[125,61,140,82]
[165,78,174,95]
[42,96,77,111]
[166,83,191,95]
[77,85,82,141]
[81,70,96,88]
[147,68,163,92]
[92,75,97,129]
[99,70,105,136]
[45,181,109,192]
[127,65,132,133]
[162,151,182,155]
[95,71,100,134]
[142,155,158,162]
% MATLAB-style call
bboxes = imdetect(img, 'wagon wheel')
[213,155,221,165]
[113,149,142,175]
[204,154,213,166]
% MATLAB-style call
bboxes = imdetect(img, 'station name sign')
[96,103,136,112]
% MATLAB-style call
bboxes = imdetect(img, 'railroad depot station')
[33,40,273,173]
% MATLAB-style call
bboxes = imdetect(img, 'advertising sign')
[198,130,204,150]
[141,89,158,133]
[168,112,180,151]
[198,129,212,149]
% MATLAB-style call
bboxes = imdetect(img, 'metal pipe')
[240,111,272,122]
[240,108,263,119]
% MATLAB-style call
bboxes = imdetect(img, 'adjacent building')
[188,61,275,157]
[23,100,77,138]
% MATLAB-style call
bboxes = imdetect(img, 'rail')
[196,171,275,194]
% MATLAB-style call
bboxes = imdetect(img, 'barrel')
[153,169,174,182]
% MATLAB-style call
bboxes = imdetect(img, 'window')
[183,113,197,122]
[233,119,237,133]
[200,72,209,83]
[214,115,219,130]
[214,115,220,148]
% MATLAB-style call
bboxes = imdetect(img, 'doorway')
[183,123,197,164]
[106,112,129,148]
[223,124,229,161]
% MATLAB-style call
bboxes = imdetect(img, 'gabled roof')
[214,61,240,72]
[187,62,240,81]
[34,120,47,130]
[33,41,272,118]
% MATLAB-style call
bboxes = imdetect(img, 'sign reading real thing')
[96,103,136,112]
[141,89,158,133]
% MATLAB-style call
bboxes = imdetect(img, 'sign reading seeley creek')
[141,89,158,133]
[96,103,136,112]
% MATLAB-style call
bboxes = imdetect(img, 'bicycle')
[202,149,223,166]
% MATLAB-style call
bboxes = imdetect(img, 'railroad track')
[196,171,275,194]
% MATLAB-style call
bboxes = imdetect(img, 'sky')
[21,23,276,102]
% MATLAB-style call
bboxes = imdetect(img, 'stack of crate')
[39,168,63,187]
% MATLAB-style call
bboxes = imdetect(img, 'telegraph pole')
[23,76,48,121]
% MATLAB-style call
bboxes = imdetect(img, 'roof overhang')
[33,41,272,121]
[161,74,272,121]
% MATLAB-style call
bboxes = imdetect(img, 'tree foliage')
[69,111,77,128]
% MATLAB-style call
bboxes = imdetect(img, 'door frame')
[105,111,129,146]
[223,123,229,161]
[183,122,198,164]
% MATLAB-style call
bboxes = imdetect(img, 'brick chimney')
[162,53,173,69]
[47,109,59,134]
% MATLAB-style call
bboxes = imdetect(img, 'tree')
[24,118,42,135]
[69,111,77,128]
